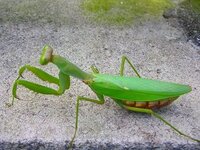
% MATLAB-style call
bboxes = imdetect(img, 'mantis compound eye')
[40,45,53,65]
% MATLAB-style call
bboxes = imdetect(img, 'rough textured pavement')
[1,0,200,149]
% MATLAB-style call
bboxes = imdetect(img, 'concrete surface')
[1,0,200,149]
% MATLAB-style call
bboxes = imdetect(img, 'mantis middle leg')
[69,93,105,149]
[123,105,200,142]
[9,65,70,106]
[120,56,141,78]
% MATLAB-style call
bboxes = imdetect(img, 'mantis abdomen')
[122,97,178,109]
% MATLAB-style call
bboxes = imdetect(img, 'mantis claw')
[5,96,16,107]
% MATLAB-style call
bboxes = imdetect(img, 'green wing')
[89,74,192,101]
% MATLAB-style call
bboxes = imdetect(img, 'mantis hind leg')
[123,105,200,142]
[120,56,141,78]
[69,93,105,149]
[8,65,70,106]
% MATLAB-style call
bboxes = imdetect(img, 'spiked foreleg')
[17,65,60,84]
[8,65,70,106]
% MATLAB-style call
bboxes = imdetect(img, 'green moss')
[181,0,200,13]
[0,0,68,24]
[82,0,174,25]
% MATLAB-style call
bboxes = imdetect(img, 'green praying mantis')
[9,45,200,148]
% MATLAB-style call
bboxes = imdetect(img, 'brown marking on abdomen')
[122,97,178,109]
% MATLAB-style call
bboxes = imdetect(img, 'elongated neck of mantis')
[52,55,93,80]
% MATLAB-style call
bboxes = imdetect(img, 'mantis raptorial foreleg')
[120,56,141,78]
[123,105,200,142]
[9,65,70,106]
[17,65,60,84]
[69,93,105,149]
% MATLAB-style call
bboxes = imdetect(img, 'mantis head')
[40,45,53,65]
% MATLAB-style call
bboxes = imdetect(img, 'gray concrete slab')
[0,0,200,149]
